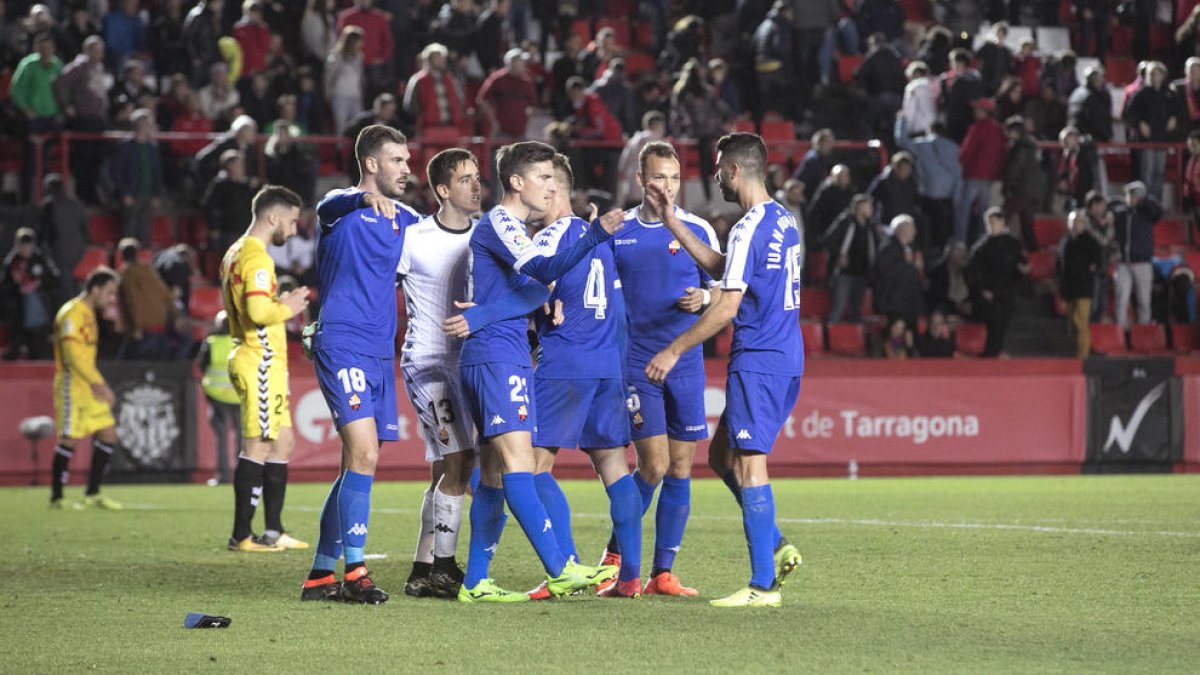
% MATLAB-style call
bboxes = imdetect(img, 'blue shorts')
[313,348,399,441]
[626,364,708,442]
[722,371,801,454]
[460,362,535,439]
[533,376,630,450]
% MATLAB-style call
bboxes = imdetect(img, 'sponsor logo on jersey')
[632,411,644,429]
[517,404,528,422]
[348,393,361,411]
[361,215,377,223]
[668,239,681,255]
[614,238,638,246]
[736,429,753,441]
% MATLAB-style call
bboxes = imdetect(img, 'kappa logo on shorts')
[668,239,681,255]
[348,393,361,411]
[632,411,644,429]
[736,429,753,441]
[491,414,506,426]
[517,404,528,422]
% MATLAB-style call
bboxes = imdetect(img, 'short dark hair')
[252,185,303,218]
[355,124,408,170]
[850,193,873,210]
[950,48,972,66]
[715,132,767,179]
[426,148,478,197]
[639,140,679,174]
[85,266,119,292]
[118,237,140,263]
[551,153,573,190]
[497,141,556,194]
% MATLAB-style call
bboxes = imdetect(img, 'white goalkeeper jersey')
[397,214,476,368]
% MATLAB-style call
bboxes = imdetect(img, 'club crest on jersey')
[438,426,450,444]
[348,393,361,411]
[392,218,400,235]
[632,411,644,430]
[517,404,528,422]
[668,239,681,255]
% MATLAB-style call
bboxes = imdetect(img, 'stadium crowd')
[3,0,1200,361]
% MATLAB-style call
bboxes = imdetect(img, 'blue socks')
[468,465,481,495]
[337,471,373,566]
[653,476,690,571]
[741,484,778,590]
[724,469,783,547]
[632,471,658,516]
[464,483,507,589]
[606,475,643,582]
[502,472,568,576]
[534,472,576,561]
[312,473,344,572]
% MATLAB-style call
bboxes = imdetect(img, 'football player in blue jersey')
[447,141,625,602]
[299,125,423,604]
[499,154,644,600]
[603,141,722,597]
[644,132,804,607]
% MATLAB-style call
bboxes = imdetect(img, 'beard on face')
[718,174,736,202]
[272,227,288,246]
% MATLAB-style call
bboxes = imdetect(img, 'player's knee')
[637,461,667,485]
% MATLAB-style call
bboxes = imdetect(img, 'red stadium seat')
[799,288,829,320]
[760,120,795,141]
[1106,56,1137,85]
[827,323,865,356]
[89,213,120,246]
[1089,324,1128,355]
[732,120,756,133]
[150,216,174,249]
[1171,324,1199,353]
[1153,219,1187,249]
[800,322,825,356]
[624,51,657,77]
[1129,324,1168,354]
[955,322,987,356]
[74,246,110,280]
[1033,216,1066,249]
[595,20,631,46]
[570,20,592,44]
[837,55,864,84]
[1026,250,1057,282]
[190,286,224,321]
[1183,251,1200,274]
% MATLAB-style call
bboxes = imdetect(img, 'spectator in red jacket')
[567,75,623,192]
[1013,39,1041,100]
[232,0,269,79]
[336,0,394,100]
[402,42,464,133]
[956,98,1007,242]
[476,48,537,139]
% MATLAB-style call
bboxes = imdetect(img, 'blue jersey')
[611,206,718,368]
[721,199,804,376]
[312,188,422,358]
[460,206,539,368]
[460,205,614,368]
[535,216,625,380]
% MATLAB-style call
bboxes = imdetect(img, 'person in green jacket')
[9,33,64,200]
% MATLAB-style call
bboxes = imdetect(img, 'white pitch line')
[120,503,1200,539]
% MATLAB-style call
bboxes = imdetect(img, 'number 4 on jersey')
[584,258,607,319]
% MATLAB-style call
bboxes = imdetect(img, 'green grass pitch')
[3,475,1197,673]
